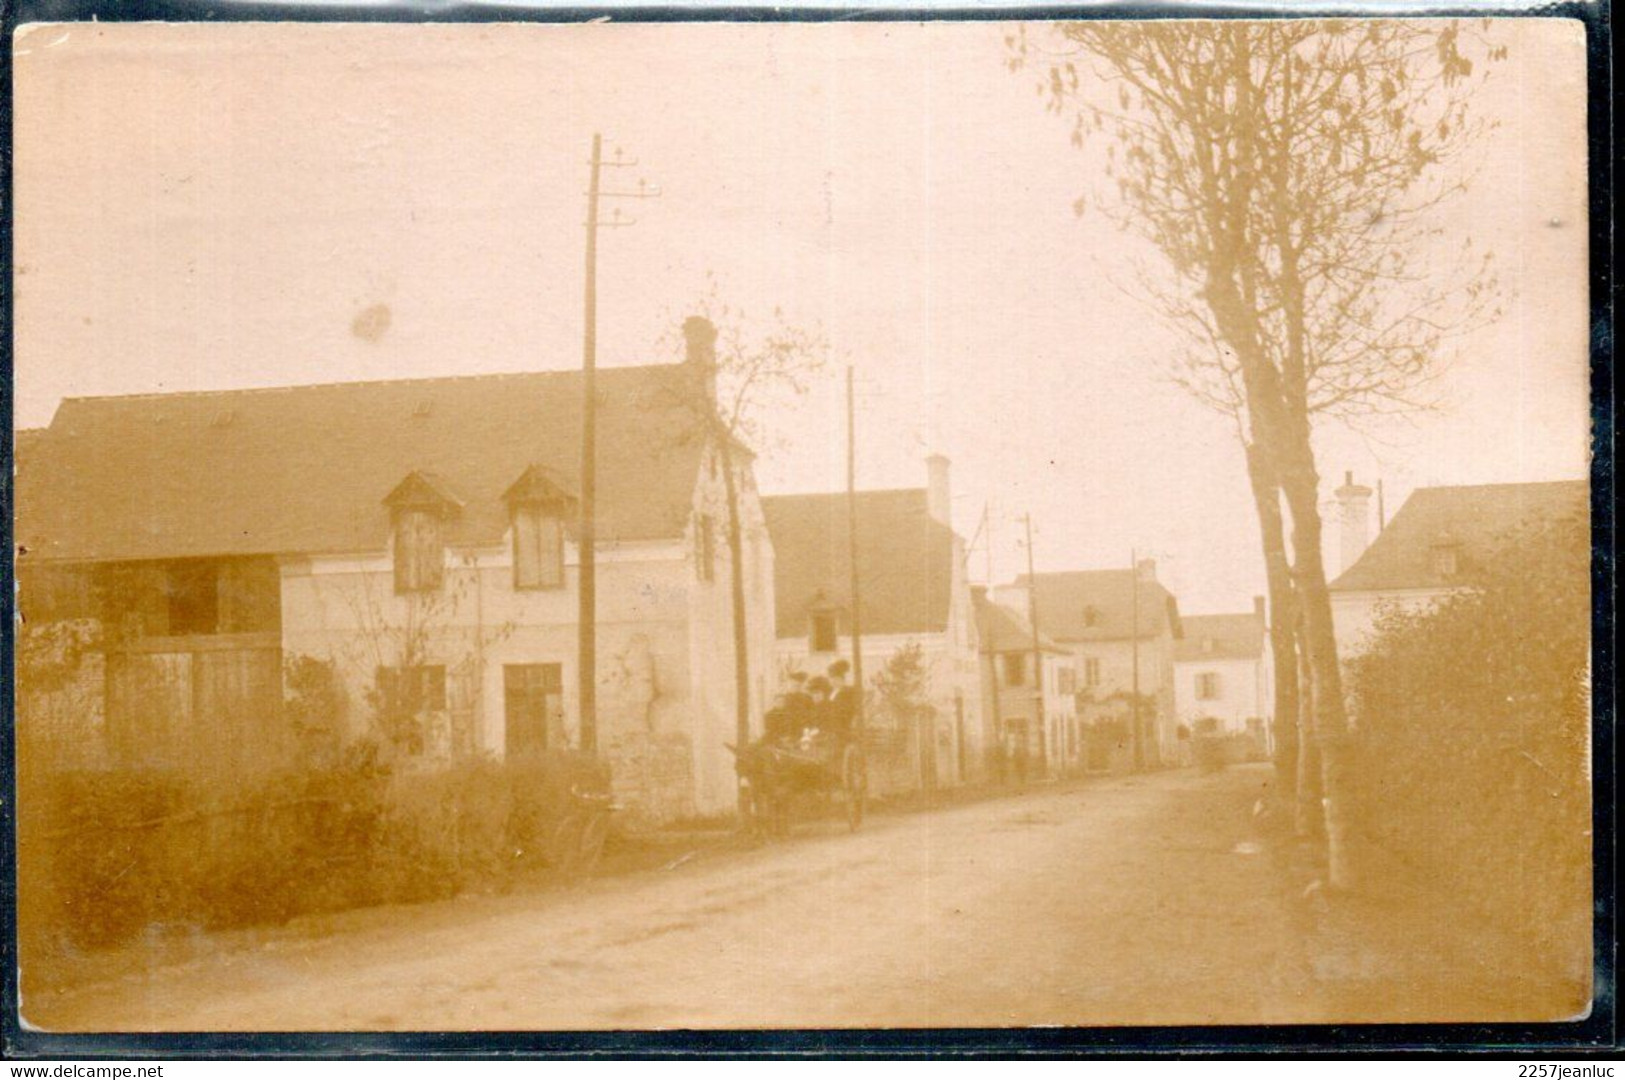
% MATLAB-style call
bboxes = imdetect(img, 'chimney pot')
[1334,472,1375,574]
[926,454,951,527]
[1253,595,1266,620]
[681,316,719,403]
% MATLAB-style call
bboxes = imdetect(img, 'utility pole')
[577,133,657,755]
[1022,513,1046,777]
[980,503,994,586]
[846,367,865,734]
[1130,547,1143,771]
[974,502,1005,782]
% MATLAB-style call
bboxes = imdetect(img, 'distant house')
[971,587,1078,779]
[761,456,984,792]
[15,320,775,823]
[1173,604,1273,751]
[1329,479,1588,657]
[996,560,1183,767]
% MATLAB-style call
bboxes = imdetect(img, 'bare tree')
[1012,20,1503,886]
[657,291,826,773]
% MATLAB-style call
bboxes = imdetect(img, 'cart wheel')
[738,781,765,840]
[843,744,867,831]
[576,812,610,873]
[550,814,586,875]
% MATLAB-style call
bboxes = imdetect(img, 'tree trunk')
[1243,440,1300,806]
[717,440,754,765]
[1294,607,1323,838]
[1279,453,1356,889]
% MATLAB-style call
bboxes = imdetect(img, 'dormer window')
[384,471,463,595]
[810,611,838,654]
[808,591,840,654]
[394,509,445,593]
[503,465,574,592]
[1431,541,1462,578]
[513,507,564,589]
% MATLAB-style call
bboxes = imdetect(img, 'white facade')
[1173,653,1272,735]
[278,444,775,822]
[1330,587,1456,660]
[772,538,985,789]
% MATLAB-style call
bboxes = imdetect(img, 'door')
[504,663,564,758]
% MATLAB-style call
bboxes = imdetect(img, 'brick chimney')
[1135,557,1157,584]
[1334,470,1374,574]
[1253,595,1266,621]
[682,315,718,405]
[926,454,951,527]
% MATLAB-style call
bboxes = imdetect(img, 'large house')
[1173,604,1273,752]
[15,319,776,823]
[761,456,984,792]
[1329,478,1589,657]
[971,587,1078,779]
[997,561,1183,767]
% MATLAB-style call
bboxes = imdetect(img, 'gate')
[106,633,285,776]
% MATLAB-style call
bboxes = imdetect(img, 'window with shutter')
[378,664,448,715]
[513,506,565,590]
[1197,672,1221,700]
[810,611,838,654]
[393,509,444,593]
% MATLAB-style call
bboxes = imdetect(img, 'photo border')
[0,0,1613,1057]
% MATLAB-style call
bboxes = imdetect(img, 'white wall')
[1063,636,1178,763]
[1174,655,1269,734]
[277,440,776,821]
[1330,587,1454,660]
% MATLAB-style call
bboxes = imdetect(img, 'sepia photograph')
[7,15,1598,1039]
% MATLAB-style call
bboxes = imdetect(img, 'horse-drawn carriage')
[730,733,868,836]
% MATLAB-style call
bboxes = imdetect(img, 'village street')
[25,762,1555,1033]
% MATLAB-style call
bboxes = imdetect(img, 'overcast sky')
[11,19,1591,613]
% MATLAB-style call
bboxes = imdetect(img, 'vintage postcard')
[9,18,1595,1035]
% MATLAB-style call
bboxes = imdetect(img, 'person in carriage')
[782,671,814,738]
[823,659,859,743]
[802,675,833,742]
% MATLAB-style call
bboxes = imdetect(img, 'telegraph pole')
[846,367,865,732]
[1022,513,1046,777]
[577,133,657,755]
[1130,548,1143,771]
[973,502,1004,781]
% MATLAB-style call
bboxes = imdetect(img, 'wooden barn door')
[106,635,282,776]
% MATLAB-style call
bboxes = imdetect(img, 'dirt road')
[29,762,1580,1032]
[31,765,1338,1031]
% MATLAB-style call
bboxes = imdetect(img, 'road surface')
[24,764,1578,1031]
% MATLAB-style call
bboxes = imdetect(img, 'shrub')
[1348,507,1590,970]
[18,745,612,961]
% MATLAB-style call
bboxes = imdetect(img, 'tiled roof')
[1011,570,1181,643]
[761,489,956,639]
[17,364,718,564]
[1330,480,1588,593]
[972,587,1065,654]
[1174,613,1265,663]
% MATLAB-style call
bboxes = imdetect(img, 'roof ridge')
[56,361,681,406]
[761,486,926,501]
[1413,478,1587,494]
